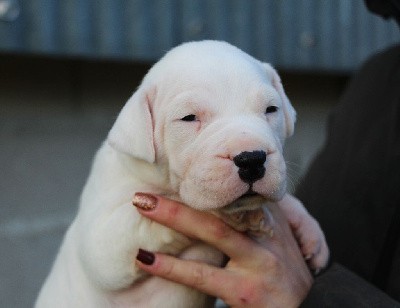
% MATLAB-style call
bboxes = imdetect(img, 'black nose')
[233,151,266,184]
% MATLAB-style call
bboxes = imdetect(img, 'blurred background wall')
[0,0,399,307]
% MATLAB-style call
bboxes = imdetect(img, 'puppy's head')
[108,41,296,213]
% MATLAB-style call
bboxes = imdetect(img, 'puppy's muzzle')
[233,150,266,184]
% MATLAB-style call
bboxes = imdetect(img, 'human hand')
[133,194,313,307]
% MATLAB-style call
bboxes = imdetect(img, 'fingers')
[136,249,237,302]
[132,193,259,260]
[132,193,314,307]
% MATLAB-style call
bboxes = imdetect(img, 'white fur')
[36,41,327,308]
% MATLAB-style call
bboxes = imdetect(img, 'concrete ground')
[0,54,347,307]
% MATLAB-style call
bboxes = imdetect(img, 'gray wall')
[1,0,399,71]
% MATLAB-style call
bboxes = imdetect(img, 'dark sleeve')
[296,44,400,302]
[301,263,400,307]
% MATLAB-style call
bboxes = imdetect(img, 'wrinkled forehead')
[146,43,273,107]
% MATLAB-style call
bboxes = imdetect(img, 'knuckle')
[164,201,181,221]
[190,264,207,288]
[211,221,234,240]
[158,258,176,278]
[234,279,264,306]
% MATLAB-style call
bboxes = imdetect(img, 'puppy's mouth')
[220,189,265,214]
[238,190,258,199]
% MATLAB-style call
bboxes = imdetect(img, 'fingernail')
[136,248,155,265]
[132,193,157,211]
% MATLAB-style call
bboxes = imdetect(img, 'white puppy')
[36,40,328,308]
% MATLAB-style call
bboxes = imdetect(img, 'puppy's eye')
[181,114,197,121]
[266,106,279,114]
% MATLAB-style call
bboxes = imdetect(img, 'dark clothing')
[297,45,400,306]
[365,0,400,25]
[303,263,399,307]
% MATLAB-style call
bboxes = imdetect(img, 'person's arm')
[301,263,400,307]
[133,194,313,307]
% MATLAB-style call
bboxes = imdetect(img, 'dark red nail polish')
[136,249,155,265]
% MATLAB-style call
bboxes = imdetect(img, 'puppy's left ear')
[107,85,156,163]
[263,63,296,137]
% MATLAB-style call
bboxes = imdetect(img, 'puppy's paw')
[278,194,330,272]
[297,216,330,273]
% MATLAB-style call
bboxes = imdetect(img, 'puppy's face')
[108,41,296,212]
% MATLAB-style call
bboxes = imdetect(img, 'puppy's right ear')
[262,63,296,138]
[107,86,156,163]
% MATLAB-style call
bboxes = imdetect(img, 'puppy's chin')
[219,194,266,214]
[212,194,267,233]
